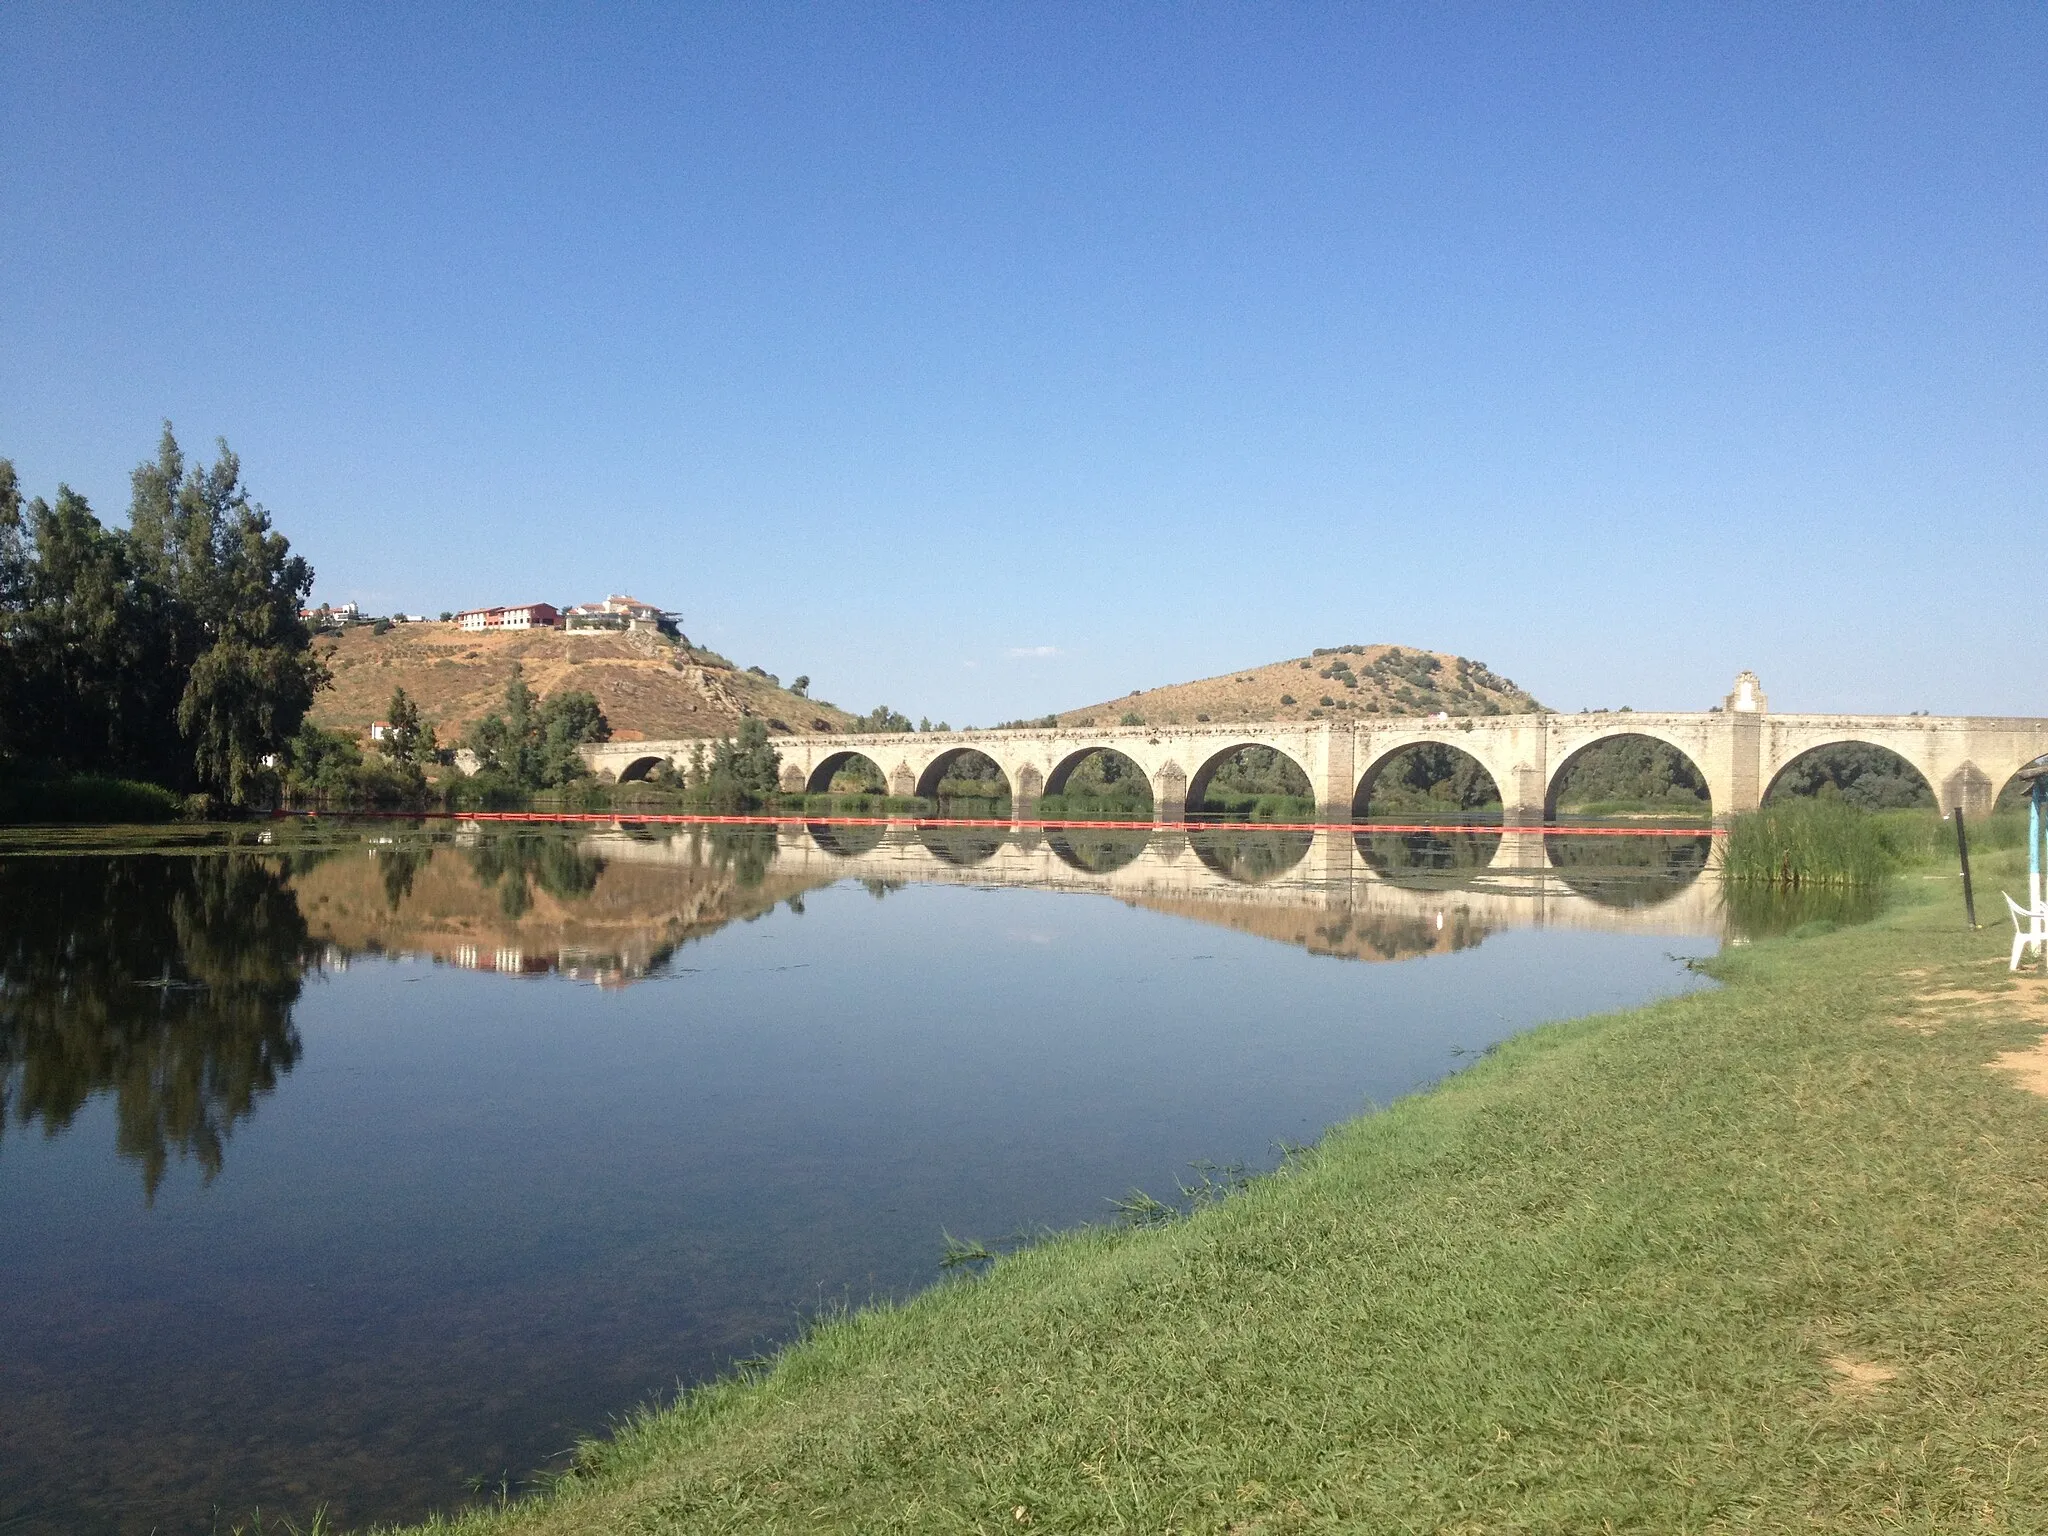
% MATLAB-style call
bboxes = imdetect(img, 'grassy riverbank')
[386,834,2048,1535]
[0,769,187,823]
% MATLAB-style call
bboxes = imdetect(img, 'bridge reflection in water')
[282,821,1723,989]
[583,821,1724,970]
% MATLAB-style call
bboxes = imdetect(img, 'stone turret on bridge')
[582,673,2048,825]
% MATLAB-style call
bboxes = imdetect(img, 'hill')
[1051,645,1545,727]
[306,624,859,744]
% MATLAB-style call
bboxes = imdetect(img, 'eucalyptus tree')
[0,477,165,775]
[128,426,326,804]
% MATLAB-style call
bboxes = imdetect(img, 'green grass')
[791,792,932,817]
[1032,790,1153,820]
[0,771,187,823]
[370,839,2048,1535]
[1190,791,1317,821]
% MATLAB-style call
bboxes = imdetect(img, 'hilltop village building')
[564,595,669,634]
[299,601,359,628]
[445,596,671,634]
[453,602,562,632]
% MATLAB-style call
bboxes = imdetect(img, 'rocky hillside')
[1054,645,1545,727]
[306,624,858,743]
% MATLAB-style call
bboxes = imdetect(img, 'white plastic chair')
[2006,892,2047,972]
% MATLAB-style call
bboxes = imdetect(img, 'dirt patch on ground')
[1895,975,2048,1036]
[1919,986,2031,1008]
[1901,973,2048,1094]
[1993,1035,2048,1097]
[1825,1355,1899,1398]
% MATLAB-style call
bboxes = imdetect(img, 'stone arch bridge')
[583,674,2048,824]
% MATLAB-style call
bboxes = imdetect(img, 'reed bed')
[1723,800,1905,886]
[1722,802,2030,887]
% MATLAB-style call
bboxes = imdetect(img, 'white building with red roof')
[453,602,561,632]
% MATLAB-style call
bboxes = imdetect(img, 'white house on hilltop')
[564,594,671,634]
[299,601,359,628]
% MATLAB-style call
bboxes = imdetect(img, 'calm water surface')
[1,819,1739,1533]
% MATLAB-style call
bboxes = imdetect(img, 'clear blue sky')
[4,3,2042,723]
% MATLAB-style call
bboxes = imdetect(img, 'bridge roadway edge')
[583,709,2048,824]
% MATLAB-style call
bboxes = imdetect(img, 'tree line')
[1,428,323,808]
[0,425,639,814]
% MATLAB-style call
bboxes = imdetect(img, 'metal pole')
[1956,807,1977,929]
[2033,782,2045,949]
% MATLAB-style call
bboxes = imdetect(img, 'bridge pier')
[1498,732,1546,824]
[1724,708,1764,816]
[1316,728,1355,825]
[1010,762,1043,822]
[1307,828,1359,892]
[1491,829,1551,870]
[1152,761,1187,826]
[1940,763,1993,818]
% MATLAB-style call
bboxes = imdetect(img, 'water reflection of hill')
[1122,893,1490,963]
[294,828,816,985]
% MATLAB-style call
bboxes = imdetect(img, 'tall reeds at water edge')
[1726,803,2031,888]
[1723,801,1908,887]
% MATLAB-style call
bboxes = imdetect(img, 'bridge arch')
[916,826,1005,866]
[806,820,887,857]
[1762,739,1935,809]
[1545,730,1714,820]
[1046,828,1150,874]
[1544,830,1714,909]
[1188,826,1314,884]
[615,755,670,784]
[804,750,891,797]
[1044,746,1153,818]
[1354,826,1502,889]
[1185,742,1314,820]
[1353,741,1503,820]
[913,747,1011,803]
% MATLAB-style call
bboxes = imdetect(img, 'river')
[0,817,1749,1532]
